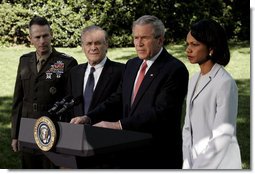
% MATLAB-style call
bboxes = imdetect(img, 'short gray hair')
[132,15,165,38]
[81,25,108,44]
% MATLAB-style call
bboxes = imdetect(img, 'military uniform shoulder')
[19,52,35,62]
[20,51,35,58]
[54,50,74,59]
[60,52,74,59]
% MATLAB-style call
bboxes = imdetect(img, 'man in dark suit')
[68,25,124,168]
[11,16,78,168]
[71,15,188,169]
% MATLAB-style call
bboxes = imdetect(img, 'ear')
[158,36,164,46]
[27,35,34,46]
[81,44,85,52]
[50,29,53,38]
[105,40,109,48]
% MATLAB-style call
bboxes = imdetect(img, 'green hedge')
[0,0,249,47]
[0,3,31,46]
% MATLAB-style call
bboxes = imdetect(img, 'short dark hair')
[190,19,230,66]
[29,16,50,30]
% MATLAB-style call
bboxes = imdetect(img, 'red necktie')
[132,61,147,104]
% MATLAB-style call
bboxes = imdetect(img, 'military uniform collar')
[36,47,52,62]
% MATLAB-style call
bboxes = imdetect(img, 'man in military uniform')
[11,16,78,168]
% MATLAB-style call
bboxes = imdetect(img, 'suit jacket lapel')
[29,53,37,76]
[191,63,222,102]
[72,64,86,115]
[126,59,143,109]
[131,50,166,109]
[92,59,112,105]
[74,64,87,97]
[190,74,211,102]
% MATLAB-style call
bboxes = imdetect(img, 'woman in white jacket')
[182,19,242,169]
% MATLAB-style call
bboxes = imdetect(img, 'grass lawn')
[0,41,250,169]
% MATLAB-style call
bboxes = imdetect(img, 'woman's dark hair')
[190,19,230,66]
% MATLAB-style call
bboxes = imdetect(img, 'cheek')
[30,39,37,45]
[198,49,209,57]
[195,50,209,61]
[83,47,89,53]
[133,39,137,45]
[100,46,107,53]
[149,42,159,54]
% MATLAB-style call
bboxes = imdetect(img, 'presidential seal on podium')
[34,116,57,151]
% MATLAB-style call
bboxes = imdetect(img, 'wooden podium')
[18,118,152,168]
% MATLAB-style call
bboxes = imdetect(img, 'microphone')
[48,96,73,115]
[55,96,82,115]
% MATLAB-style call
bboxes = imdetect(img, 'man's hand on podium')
[93,121,122,130]
[70,116,122,130]
[70,115,91,124]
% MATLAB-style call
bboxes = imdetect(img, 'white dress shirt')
[83,57,107,93]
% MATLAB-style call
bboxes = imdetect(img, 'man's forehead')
[82,31,105,41]
[29,25,51,34]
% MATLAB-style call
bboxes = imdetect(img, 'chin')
[188,58,196,64]
[187,60,195,64]
[138,55,148,60]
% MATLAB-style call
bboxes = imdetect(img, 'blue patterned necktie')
[84,67,95,114]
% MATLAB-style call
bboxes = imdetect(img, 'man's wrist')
[83,115,91,124]
[118,120,122,130]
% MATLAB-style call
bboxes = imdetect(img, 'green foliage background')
[0,0,249,47]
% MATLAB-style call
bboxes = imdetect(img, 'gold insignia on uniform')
[49,87,57,94]
[34,116,57,151]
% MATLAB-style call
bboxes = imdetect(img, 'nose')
[39,37,45,43]
[90,44,97,51]
[186,46,191,53]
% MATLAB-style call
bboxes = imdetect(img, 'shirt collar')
[87,57,107,70]
[36,47,52,61]
[144,47,163,66]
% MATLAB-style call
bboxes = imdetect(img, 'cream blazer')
[182,63,242,169]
